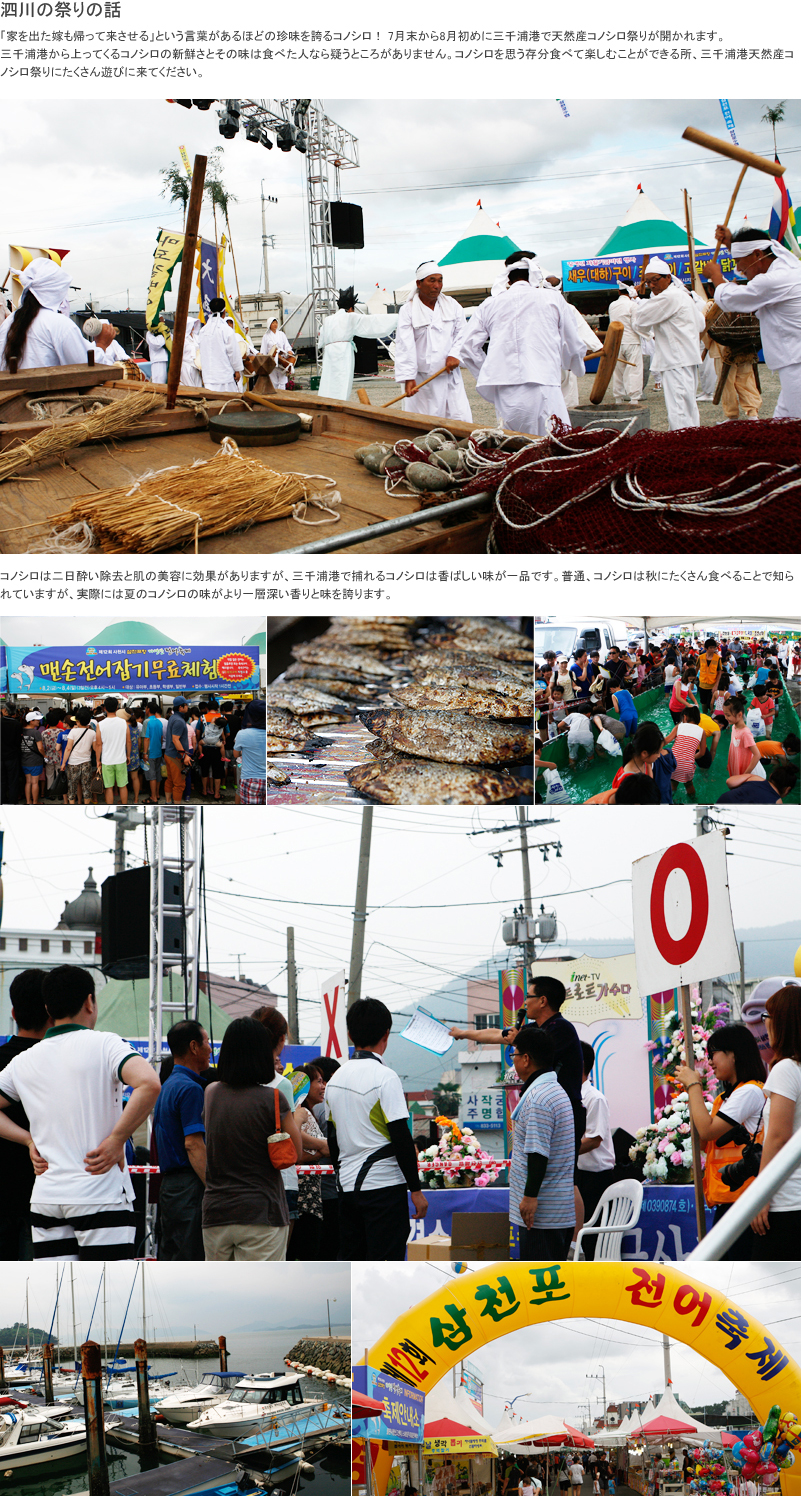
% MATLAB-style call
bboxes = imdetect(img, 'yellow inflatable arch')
[367,1263,801,1496]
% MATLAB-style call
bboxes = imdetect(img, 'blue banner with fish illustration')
[6,644,259,694]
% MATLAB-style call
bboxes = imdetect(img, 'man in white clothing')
[318,287,398,401]
[707,225,801,418]
[394,262,472,420]
[629,257,706,429]
[145,324,169,384]
[545,270,603,407]
[179,312,203,388]
[608,282,644,403]
[81,316,127,365]
[197,296,243,392]
[575,1040,617,1260]
[0,259,91,371]
[459,258,587,435]
[260,317,297,389]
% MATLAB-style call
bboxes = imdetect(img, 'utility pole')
[287,927,298,1041]
[517,808,533,917]
[348,807,373,1008]
[261,181,274,293]
[587,1366,607,1428]
[663,1334,672,1389]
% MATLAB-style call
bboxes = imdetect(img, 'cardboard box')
[408,1236,452,1261]
[449,1212,510,1260]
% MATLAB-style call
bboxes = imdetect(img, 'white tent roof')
[649,1390,723,1446]
[424,1381,498,1437]
[617,190,678,228]
[393,206,520,301]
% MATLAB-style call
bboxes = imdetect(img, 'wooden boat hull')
[0,373,494,554]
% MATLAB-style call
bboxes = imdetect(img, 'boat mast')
[142,1260,146,1342]
[103,1265,107,1366]
[71,1264,78,1370]
[25,1279,29,1359]
[56,1266,60,1370]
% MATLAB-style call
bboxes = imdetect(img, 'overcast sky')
[5,98,798,311]
[354,1262,801,1427]
[1,806,798,1037]
[0,1261,350,1341]
[1,616,262,648]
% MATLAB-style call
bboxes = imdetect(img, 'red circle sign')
[216,651,256,682]
[649,843,709,966]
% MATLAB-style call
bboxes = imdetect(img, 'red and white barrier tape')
[128,1164,335,1175]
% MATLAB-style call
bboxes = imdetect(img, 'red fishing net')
[460,419,801,552]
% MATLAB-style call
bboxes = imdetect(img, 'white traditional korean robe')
[714,253,801,418]
[560,297,602,407]
[178,318,203,388]
[318,309,399,400]
[260,327,296,389]
[197,316,243,392]
[0,305,90,370]
[459,280,587,436]
[607,294,644,403]
[393,293,472,420]
[629,283,706,429]
[145,328,168,384]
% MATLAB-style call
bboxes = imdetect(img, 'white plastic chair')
[574,1179,643,1261]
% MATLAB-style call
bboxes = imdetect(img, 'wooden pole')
[382,364,449,408]
[711,164,748,264]
[42,1340,54,1404]
[134,1338,156,1449]
[219,1335,228,1373]
[682,126,785,178]
[224,218,244,318]
[81,1341,110,1496]
[680,984,707,1241]
[683,190,699,293]
[165,153,207,411]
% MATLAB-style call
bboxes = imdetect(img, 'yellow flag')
[179,145,192,177]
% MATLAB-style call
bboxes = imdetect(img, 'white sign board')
[461,1090,505,1131]
[632,832,740,996]
[320,968,348,1060]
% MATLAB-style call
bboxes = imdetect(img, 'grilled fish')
[358,709,534,764]
[412,666,535,704]
[388,683,533,718]
[282,675,378,702]
[267,766,291,785]
[265,706,307,739]
[284,662,380,686]
[297,713,351,728]
[445,616,534,649]
[404,649,531,681]
[426,631,532,663]
[291,642,399,677]
[347,756,533,804]
[330,616,417,625]
[267,684,353,714]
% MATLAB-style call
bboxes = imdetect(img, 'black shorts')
[203,745,223,778]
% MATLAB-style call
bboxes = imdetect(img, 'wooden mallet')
[682,127,785,263]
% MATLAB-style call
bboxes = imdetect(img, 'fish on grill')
[267,766,291,785]
[405,649,532,681]
[347,755,533,805]
[358,709,534,764]
[297,713,351,728]
[267,685,353,714]
[321,625,413,647]
[281,675,379,702]
[291,642,398,677]
[265,706,308,751]
[445,616,534,649]
[412,665,534,705]
[388,683,533,718]
[283,662,377,686]
[329,616,417,626]
[426,631,532,663]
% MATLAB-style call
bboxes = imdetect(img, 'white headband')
[645,257,671,276]
[415,261,440,279]
[729,237,799,266]
[617,281,638,299]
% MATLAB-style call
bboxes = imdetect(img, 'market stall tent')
[393,207,520,306]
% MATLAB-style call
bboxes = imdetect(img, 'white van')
[534,619,630,663]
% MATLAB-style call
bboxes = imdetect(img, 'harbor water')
[4,1328,350,1496]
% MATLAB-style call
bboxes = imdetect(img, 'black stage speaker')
[329,201,364,249]
[101,866,186,979]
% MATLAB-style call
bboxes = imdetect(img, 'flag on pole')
[769,159,801,259]
[556,99,570,117]
[179,145,192,177]
[719,100,739,145]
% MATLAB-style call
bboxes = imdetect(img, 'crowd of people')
[0,695,267,806]
[535,634,801,805]
[497,1449,627,1496]
[2,968,801,1264]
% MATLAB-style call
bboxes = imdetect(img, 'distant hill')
[0,1322,57,1347]
[235,1320,350,1333]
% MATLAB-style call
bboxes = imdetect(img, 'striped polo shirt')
[509,1069,576,1229]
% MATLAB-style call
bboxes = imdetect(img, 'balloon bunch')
[688,1443,736,1496]
[730,1406,801,1487]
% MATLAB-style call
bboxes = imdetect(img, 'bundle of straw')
[0,389,164,483]
[37,438,340,553]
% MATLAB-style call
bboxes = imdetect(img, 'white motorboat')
[187,1372,316,1440]
[157,1370,243,1427]
[74,1371,176,1410]
[0,1403,89,1471]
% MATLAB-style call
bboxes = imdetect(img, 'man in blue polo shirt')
[153,1019,211,1260]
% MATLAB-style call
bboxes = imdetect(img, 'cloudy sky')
[0,615,262,647]
[5,98,798,312]
[0,1260,350,1341]
[354,1262,801,1427]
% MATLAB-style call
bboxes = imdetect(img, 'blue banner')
[199,239,219,318]
[719,99,739,144]
[562,246,736,291]
[364,1371,425,1443]
[5,644,259,695]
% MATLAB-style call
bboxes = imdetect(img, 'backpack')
[203,718,225,748]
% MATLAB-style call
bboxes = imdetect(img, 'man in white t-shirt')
[0,965,160,1260]
[96,695,131,806]
[325,997,428,1259]
[575,1041,617,1259]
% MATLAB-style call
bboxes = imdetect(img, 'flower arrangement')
[628,997,732,1185]
[418,1116,502,1188]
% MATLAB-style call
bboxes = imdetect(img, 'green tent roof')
[439,232,520,266]
[85,622,178,648]
[596,220,705,256]
[246,631,266,651]
[96,972,233,1041]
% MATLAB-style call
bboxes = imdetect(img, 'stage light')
[245,120,261,142]
[276,122,296,151]
[218,100,241,139]
[260,129,273,150]
[294,129,309,154]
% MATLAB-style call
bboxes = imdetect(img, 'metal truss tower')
[147,806,202,1065]
[236,99,359,352]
